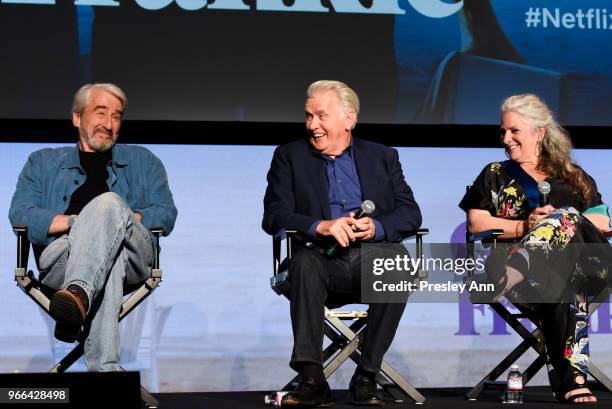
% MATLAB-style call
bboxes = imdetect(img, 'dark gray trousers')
[288,244,408,373]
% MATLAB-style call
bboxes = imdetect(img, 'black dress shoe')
[348,373,384,406]
[281,376,333,407]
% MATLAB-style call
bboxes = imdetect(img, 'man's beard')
[85,131,117,152]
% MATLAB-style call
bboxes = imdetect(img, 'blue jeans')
[38,192,154,372]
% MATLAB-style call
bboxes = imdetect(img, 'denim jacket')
[9,144,178,246]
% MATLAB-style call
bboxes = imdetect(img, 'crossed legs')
[39,192,154,371]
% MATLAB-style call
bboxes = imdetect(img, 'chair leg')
[323,316,425,403]
[282,329,348,391]
[489,304,543,351]
[321,319,366,364]
[523,354,546,385]
[117,366,159,408]
[378,361,426,403]
[50,343,85,373]
[466,304,546,400]
[589,363,612,393]
[322,327,362,378]
[140,385,159,408]
[466,337,535,400]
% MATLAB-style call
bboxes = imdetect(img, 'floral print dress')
[459,160,611,382]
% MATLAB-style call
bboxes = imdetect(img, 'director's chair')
[12,224,164,408]
[271,228,429,404]
[464,228,612,400]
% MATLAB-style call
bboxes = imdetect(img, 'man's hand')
[48,214,71,235]
[316,216,376,247]
[352,216,376,241]
[134,211,142,223]
[316,216,358,248]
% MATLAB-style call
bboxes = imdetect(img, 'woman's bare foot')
[565,388,598,403]
[564,375,598,403]
[492,266,525,302]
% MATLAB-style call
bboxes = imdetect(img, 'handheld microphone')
[537,181,551,207]
[326,200,375,257]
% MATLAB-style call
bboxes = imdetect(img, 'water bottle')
[264,391,288,407]
[506,364,523,404]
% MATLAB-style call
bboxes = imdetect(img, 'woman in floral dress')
[460,94,610,404]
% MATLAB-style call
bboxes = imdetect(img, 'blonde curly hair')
[502,94,593,202]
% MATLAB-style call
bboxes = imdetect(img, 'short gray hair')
[307,80,360,117]
[72,83,128,115]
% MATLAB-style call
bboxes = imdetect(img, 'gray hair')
[72,83,128,116]
[501,94,593,200]
[307,80,360,127]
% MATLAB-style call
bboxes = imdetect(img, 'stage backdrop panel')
[0,142,610,392]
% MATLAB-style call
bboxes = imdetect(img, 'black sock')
[356,365,376,380]
[66,283,89,313]
[301,363,325,385]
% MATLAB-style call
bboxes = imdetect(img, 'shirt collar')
[312,139,354,161]
[62,143,128,169]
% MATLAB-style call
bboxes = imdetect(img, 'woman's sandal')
[563,392,598,404]
[554,369,598,404]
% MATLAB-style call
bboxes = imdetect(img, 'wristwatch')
[67,215,78,228]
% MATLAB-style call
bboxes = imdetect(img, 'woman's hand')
[526,205,555,230]
[467,209,526,239]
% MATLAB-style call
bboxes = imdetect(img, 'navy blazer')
[262,137,422,243]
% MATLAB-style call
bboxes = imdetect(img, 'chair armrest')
[468,229,504,243]
[271,229,300,295]
[12,224,30,271]
[149,227,163,271]
[149,227,164,236]
[273,228,298,241]
[272,229,299,275]
[465,229,503,278]
[398,228,429,279]
[602,230,612,238]
[417,228,429,236]
[401,228,429,241]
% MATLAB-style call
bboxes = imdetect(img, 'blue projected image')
[1,0,611,125]
[395,0,612,125]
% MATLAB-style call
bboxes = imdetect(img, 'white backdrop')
[0,142,610,392]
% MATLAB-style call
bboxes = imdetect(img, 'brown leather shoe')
[49,286,88,343]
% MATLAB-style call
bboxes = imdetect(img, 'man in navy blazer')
[263,81,421,406]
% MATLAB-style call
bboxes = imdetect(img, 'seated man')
[262,80,422,406]
[8,83,178,372]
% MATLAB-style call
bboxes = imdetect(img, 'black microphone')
[538,181,551,207]
[326,200,375,257]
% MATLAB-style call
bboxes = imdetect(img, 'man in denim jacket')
[9,83,178,372]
